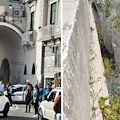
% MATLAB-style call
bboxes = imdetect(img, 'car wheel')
[3,103,9,117]
[38,108,44,120]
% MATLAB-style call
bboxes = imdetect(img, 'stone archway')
[0,25,24,85]
[0,59,10,85]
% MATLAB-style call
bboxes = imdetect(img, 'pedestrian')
[53,92,61,120]
[32,85,39,118]
[38,83,44,102]
[26,79,33,90]
[42,84,52,100]
[6,82,12,106]
[0,80,4,94]
[25,85,33,113]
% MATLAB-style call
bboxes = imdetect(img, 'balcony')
[21,30,36,47]
[25,0,37,4]
[39,24,61,41]
[0,16,24,33]
[9,0,22,2]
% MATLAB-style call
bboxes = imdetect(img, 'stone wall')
[63,0,108,119]
[63,0,91,119]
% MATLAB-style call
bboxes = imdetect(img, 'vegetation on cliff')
[92,0,120,119]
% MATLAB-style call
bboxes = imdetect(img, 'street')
[0,103,38,120]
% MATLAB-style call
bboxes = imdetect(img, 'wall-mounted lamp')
[9,5,13,10]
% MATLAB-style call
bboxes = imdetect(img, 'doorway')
[0,59,10,85]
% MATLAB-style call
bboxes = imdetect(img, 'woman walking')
[25,85,33,113]
[32,85,39,118]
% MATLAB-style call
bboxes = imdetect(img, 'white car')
[38,87,61,120]
[0,92,10,117]
[4,84,27,102]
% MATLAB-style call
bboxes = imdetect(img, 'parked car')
[0,92,10,117]
[4,84,27,102]
[38,87,61,120]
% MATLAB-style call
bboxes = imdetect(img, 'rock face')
[63,0,108,120]
[91,0,120,70]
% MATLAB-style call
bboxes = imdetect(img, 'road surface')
[0,103,38,120]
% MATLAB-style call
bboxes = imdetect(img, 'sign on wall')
[45,56,55,67]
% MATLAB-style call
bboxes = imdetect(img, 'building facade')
[38,0,61,88]
[0,0,61,88]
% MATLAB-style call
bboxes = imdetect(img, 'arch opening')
[0,59,10,85]
[24,65,27,75]
[32,63,35,75]
[0,25,24,84]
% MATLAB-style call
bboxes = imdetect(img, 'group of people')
[0,80,61,120]
[25,80,61,120]
[25,80,53,118]
[0,81,12,106]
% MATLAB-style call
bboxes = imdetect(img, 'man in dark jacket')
[53,93,61,120]
[26,80,33,90]
[38,83,44,102]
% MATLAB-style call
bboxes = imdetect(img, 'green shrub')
[106,9,111,18]
[102,57,114,77]
[99,95,120,120]
[98,30,104,45]
[111,14,120,32]
[90,27,94,32]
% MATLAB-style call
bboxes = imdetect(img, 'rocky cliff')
[63,0,111,119]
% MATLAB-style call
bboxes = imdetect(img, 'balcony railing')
[9,0,21,2]
[39,24,61,40]
[25,0,37,4]
[21,30,36,46]
[0,16,24,33]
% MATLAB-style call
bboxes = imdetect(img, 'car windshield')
[48,91,57,102]
[12,87,23,93]
[0,92,3,96]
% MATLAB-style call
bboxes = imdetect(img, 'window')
[48,91,57,102]
[50,2,57,25]
[55,46,61,67]
[23,86,27,91]
[12,87,23,93]
[0,92,3,96]
[30,12,34,30]
[46,78,54,89]
[59,92,61,95]
[24,65,27,75]
[32,63,35,74]
[9,0,21,2]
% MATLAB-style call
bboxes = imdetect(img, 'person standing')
[0,80,4,94]
[26,79,33,90]
[38,83,44,102]
[25,85,33,113]
[42,84,52,100]
[53,93,61,120]
[32,85,39,118]
[6,82,12,106]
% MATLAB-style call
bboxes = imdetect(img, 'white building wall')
[21,0,43,85]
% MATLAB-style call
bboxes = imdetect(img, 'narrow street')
[0,103,38,120]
